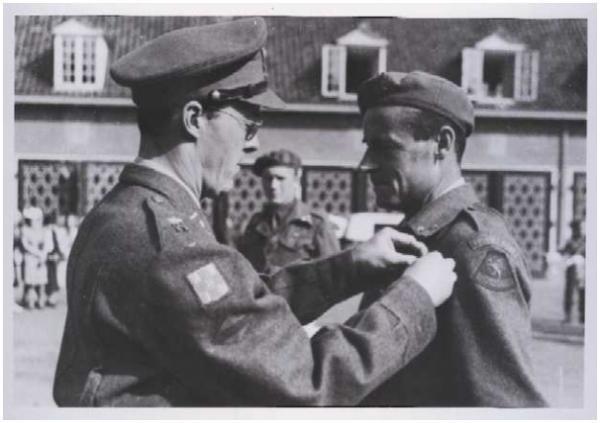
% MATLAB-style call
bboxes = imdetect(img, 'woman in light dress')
[21,207,53,309]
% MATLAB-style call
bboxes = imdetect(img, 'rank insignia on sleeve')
[167,216,189,233]
[186,263,230,305]
[474,250,516,291]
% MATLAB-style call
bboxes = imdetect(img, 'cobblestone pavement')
[8,274,586,408]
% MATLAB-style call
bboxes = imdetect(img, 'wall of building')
[15,104,586,169]
[14,105,140,160]
[15,103,587,252]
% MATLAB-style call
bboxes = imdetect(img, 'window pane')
[61,36,77,85]
[345,46,379,94]
[81,37,97,84]
[483,51,515,98]
[327,47,341,93]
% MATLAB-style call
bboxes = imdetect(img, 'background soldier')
[53,18,457,406]
[560,219,586,324]
[357,71,548,407]
[239,149,340,274]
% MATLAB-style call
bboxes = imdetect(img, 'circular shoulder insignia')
[473,249,517,291]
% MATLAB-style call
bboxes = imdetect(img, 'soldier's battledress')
[239,200,340,274]
[561,234,586,323]
[360,183,548,407]
[53,164,437,406]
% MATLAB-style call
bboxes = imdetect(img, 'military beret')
[252,149,302,176]
[110,17,285,110]
[358,71,475,136]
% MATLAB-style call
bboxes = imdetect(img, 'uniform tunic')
[561,234,586,320]
[239,200,340,274]
[53,164,437,407]
[360,184,548,407]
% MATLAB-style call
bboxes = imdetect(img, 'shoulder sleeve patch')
[473,249,517,291]
[186,262,230,305]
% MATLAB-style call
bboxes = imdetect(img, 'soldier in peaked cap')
[238,149,340,274]
[357,71,548,407]
[53,18,458,407]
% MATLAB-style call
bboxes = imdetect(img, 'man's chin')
[376,199,401,211]
[374,191,402,211]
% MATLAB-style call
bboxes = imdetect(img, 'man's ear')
[182,100,204,139]
[435,125,456,160]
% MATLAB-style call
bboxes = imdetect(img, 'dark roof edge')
[14,95,587,121]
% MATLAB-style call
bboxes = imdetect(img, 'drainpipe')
[557,124,568,248]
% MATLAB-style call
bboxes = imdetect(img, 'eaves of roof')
[14,94,587,121]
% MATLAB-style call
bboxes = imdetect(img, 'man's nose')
[243,134,259,153]
[358,149,378,172]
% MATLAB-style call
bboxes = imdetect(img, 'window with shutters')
[322,22,388,100]
[462,33,539,103]
[52,19,108,92]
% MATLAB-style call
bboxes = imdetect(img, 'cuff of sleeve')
[378,276,437,357]
[316,249,360,303]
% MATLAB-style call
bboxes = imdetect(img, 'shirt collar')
[403,182,479,238]
[272,200,313,226]
[133,157,201,208]
[257,200,313,234]
[436,177,466,199]
[289,201,314,225]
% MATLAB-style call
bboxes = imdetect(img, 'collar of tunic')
[402,182,479,238]
[119,163,203,214]
[255,200,313,235]
[133,157,201,208]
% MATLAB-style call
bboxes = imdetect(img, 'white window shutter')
[461,48,484,97]
[515,50,539,101]
[53,35,63,90]
[94,35,109,89]
[321,44,344,98]
[378,47,387,73]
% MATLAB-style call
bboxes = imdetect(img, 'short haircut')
[136,98,249,137]
[136,97,224,145]
[397,107,467,162]
[136,106,174,137]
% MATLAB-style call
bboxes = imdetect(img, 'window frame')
[321,26,388,100]
[461,34,539,104]
[52,20,107,92]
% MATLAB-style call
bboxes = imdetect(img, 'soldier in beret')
[357,71,548,407]
[238,149,340,274]
[560,219,586,324]
[53,19,458,406]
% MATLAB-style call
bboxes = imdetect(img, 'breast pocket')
[278,227,314,254]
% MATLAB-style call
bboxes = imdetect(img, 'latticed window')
[81,37,97,84]
[52,19,108,92]
[62,36,76,83]
[572,172,586,222]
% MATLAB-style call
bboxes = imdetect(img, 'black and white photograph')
[3,3,596,420]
